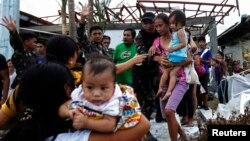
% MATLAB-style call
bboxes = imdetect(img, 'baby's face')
[82,70,115,106]
[169,16,182,32]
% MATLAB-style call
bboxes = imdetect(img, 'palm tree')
[68,0,77,40]
[92,0,111,30]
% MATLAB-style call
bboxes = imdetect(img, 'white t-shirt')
[45,130,91,141]
[70,84,122,116]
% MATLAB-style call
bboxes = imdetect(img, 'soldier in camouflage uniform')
[76,5,112,63]
[132,12,160,141]
[1,16,38,89]
[77,21,111,61]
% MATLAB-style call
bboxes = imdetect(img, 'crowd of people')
[0,3,242,141]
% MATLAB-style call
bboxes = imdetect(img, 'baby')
[66,54,141,133]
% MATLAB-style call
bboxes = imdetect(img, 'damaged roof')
[218,16,250,46]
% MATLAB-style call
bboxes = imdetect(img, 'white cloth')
[71,84,122,116]
[8,71,16,97]
[45,130,91,141]
[227,74,250,101]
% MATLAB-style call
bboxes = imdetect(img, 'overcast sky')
[19,0,250,35]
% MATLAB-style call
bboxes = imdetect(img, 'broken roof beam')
[104,7,111,23]
[123,5,139,23]
[142,7,171,13]
[105,7,125,23]
[216,6,234,24]
[209,6,216,16]
[137,0,235,7]
[186,16,214,26]
[153,2,158,13]
[195,4,201,18]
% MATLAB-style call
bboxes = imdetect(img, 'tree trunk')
[88,0,94,33]
[68,0,77,40]
[61,0,67,35]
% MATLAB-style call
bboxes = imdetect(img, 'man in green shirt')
[113,28,137,86]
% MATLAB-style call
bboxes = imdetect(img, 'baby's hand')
[68,108,78,120]
[72,108,88,130]
[68,106,85,119]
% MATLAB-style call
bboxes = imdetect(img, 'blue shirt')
[198,49,212,74]
[168,30,188,63]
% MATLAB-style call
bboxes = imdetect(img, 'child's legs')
[166,66,180,94]
[159,68,171,89]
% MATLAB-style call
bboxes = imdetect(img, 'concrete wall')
[104,29,140,49]
[223,39,250,65]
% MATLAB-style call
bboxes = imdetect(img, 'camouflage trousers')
[135,88,155,120]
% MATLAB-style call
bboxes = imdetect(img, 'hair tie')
[20,108,34,121]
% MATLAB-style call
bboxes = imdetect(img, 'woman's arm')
[116,54,147,74]
[88,114,150,141]
[58,100,72,119]
[161,55,192,68]
[153,55,165,64]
